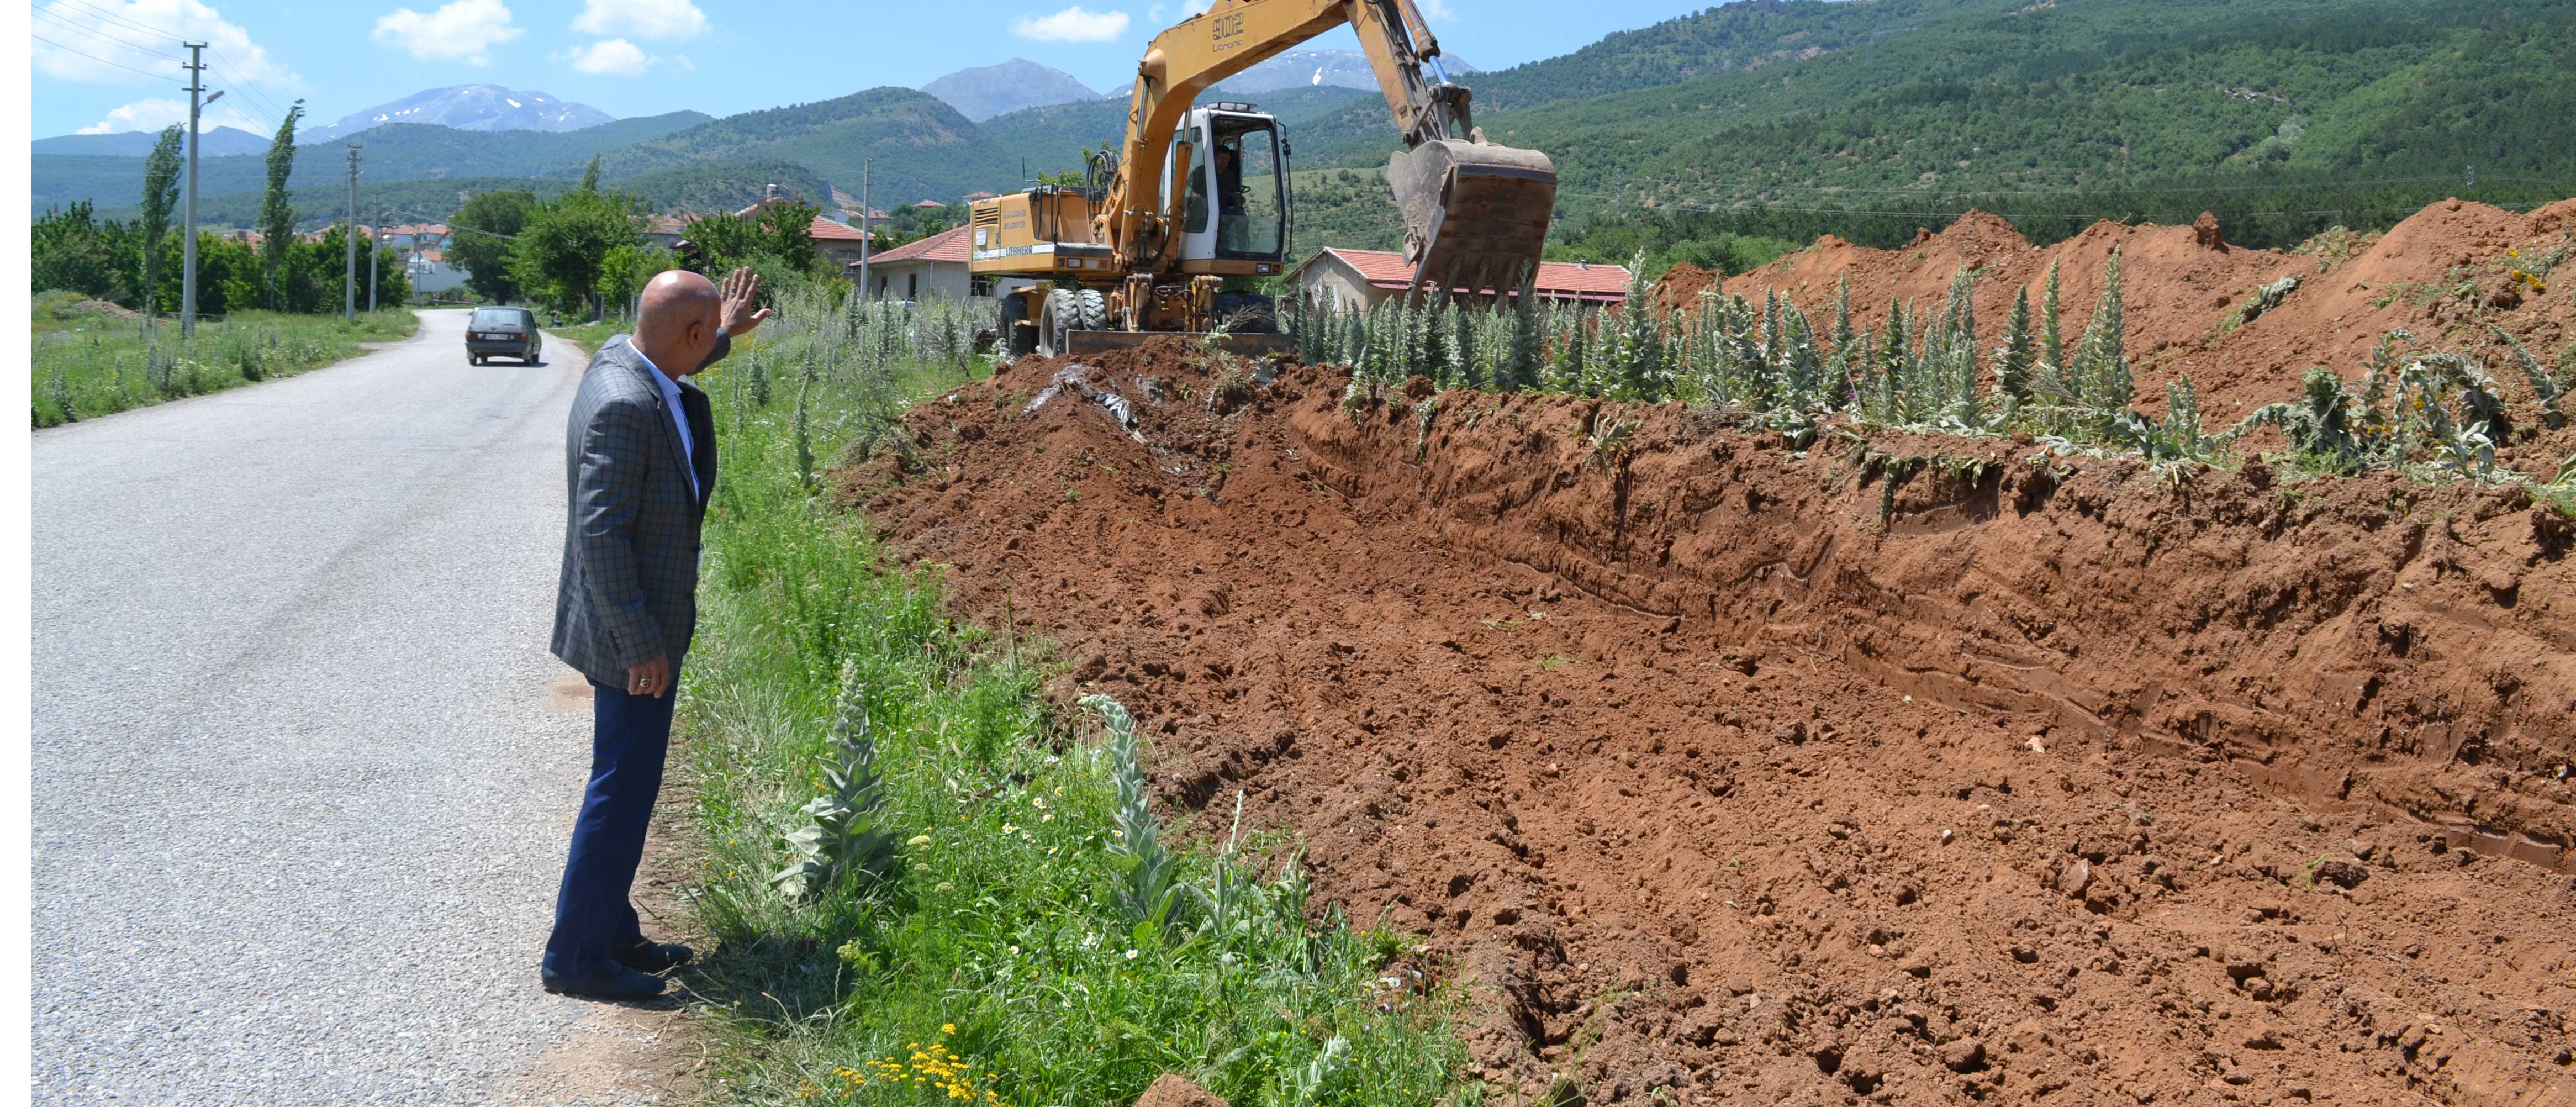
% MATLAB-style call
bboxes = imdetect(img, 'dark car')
[466,306,543,365]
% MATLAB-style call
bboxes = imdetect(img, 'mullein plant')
[1274,243,2566,487]
[1083,693,1186,934]
[773,666,903,904]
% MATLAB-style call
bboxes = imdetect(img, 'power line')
[47,0,181,41]
[30,33,173,81]
[204,48,290,122]
[31,6,177,59]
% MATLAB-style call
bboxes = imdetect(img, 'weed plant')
[1284,247,2572,493]
[29,296,419,427]
[676,293,1469,1106]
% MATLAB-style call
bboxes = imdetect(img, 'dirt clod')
[1132,1074,1226,1107]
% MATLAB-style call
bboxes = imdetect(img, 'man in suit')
[542,267,772,1001]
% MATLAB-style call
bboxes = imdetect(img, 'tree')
[138,126,183,324]
[509,188,643,318]
[598,244,682,318]
[579,154,601,193]
[450,189,539,304]
[30,202,127,301]
[258,100,305,309]
[683,199,820,276]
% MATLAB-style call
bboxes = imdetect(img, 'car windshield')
[471,308,524,328]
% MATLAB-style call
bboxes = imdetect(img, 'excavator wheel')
[1038,289,1079,358]
[996,292,1036,362]
[1075,289,1108,331]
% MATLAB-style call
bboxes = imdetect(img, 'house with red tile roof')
[731,184,879,269]
[853,224,1024,302]
[1287,247,1629,310]
[1286,247,1629,312]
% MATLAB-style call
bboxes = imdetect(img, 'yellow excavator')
[969,0,1557,359]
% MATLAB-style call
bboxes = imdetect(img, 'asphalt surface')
[32,310,660,1104]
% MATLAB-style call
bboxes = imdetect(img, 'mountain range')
[920,59,1102,122]
[33,126,271,159]
[38,0,2576,247]
[300,85,615,144]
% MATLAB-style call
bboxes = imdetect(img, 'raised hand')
[720,267,774,336]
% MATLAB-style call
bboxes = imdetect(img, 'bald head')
[634,269,722,376]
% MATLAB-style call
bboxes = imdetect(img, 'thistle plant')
[1084,693,1184,932]
[773,668,902,904]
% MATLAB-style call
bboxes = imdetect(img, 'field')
[822,200,2575,1105]
[30,294,421,428]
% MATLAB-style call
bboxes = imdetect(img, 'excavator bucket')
[1387,138,1559,303]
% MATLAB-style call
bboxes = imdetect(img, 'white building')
[408,250,470,298]
[856,225,990,302]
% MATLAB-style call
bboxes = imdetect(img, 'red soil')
[848,332,2575,1106]
[1716,202,2576,477]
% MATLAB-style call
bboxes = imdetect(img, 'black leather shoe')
[611,939,694,973]
[541,964,667,1001]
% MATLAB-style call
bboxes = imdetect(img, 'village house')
[852,225,1000,302]
[642,215,688,251]
[735,186,877,270]
[1285,246,1630,312]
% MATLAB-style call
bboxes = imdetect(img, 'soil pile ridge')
[849,347,2574,1106]
[1718,199,2576,436]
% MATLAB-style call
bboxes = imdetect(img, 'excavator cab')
[1166,106,1289,272]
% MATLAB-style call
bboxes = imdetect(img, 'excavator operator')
[1213,141,1248,251]
[1190,140,1250,252]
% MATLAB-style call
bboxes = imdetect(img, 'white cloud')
[561,38,657,76]
[1011,5,1129,42]
[34,0,299,89]
[73,97,266,134]
[372,0,524,65]
[570,0,704,39]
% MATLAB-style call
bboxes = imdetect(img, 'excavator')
[968,0,1556,359]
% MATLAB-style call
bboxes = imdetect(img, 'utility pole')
[858,158,872,301]
[369,208,382,312]
[181,43,207,338]
[345,145,360,322]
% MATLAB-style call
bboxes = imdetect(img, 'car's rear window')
[471,308,526,328]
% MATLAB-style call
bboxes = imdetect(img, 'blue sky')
[31,0,1715,138]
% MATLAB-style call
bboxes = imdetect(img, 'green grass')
[30,292,421,428]
[672,306,1471,1107]
[549,317,630,354]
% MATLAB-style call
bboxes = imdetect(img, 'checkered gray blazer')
[550,332,727,687]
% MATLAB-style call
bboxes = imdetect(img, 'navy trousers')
[542,677,675,975]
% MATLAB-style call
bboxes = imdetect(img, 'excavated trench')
[853,194,2576,1105]
[844,337,2572,1107]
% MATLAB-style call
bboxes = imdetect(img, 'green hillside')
[1291,0,2576,214]
[47,0,2576,256]
[36,110,712,218]
[99,160,833,231]
[592,88,1007,206]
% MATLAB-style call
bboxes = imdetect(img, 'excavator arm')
[1106,0,1556,299]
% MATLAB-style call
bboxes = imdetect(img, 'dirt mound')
[852,349,2575,1106]
[1649,262,1721,313]
[1722,199,2576,442]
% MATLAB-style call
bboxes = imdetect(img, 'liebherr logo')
[1211,12,1245,51]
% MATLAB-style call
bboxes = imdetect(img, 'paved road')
[33,310,675,1104]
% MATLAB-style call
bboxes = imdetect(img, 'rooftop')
[859,225,973,266]
[1301,247,1630,303]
